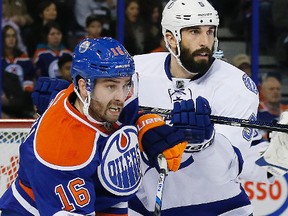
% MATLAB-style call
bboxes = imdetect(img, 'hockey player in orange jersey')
[0,37,189,215]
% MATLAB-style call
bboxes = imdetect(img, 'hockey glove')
[171,96,215,152]
[32,77,70,115]
[256,111,288,177]
[136,113,187,172]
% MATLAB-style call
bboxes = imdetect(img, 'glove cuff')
[136,113,165,151]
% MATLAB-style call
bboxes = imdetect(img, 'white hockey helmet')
[161,0,219,53]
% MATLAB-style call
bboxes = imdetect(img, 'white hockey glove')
[256,111,288,177]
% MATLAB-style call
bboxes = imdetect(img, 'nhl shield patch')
[98,125,142,196]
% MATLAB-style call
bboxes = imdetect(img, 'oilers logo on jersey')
[98,125,142,196]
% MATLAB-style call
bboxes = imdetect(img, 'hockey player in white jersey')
[128,0,288,215]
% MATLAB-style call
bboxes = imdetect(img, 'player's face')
[89,77,132,123]
[179,26,215,74]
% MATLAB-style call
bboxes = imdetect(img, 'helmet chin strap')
[74,86,104,125]
[164,36,198,76]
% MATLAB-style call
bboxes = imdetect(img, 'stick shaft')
[139,106,288,133]
[210,115,288,132]
[154,155,168,216]
[154,171,166,216]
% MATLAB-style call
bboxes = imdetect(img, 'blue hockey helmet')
[71,37,135,91]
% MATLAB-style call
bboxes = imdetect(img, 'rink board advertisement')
[242,174,288,216]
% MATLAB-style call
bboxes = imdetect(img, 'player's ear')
[165,32,177,49]
[78,78,88,97]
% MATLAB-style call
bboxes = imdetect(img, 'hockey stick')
[154,154,168,216]
[139,106,288,133]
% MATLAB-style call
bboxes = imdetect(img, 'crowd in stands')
[1,0,288,123]
[232,53,287,140]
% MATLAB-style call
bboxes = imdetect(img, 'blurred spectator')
[24,0,74,38]
[226,0,247,38]
[33,21,72,78]
[70,14,104,49]
[25,0,58,57]
[228,0,274,54]
[2,0,28,53]
[257,76,288,139]
[232,53,252,77]
[258,76,288,121]
[2,0,33,30]
[209,0,241,27]
[272,0,288,38]
[57,54,72,83]
[124,0,144,55]
[2,71,36,119]
[53,0,76,37]
[2,25,36,92]
[140,0,163,53]
[85,14,104,39]
[74,0,116,37]
[272,0,288,67]
[151,38,168,53]
[258,0,274,55]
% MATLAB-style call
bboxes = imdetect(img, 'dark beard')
[89,99,123,123]
[179,46,213,75]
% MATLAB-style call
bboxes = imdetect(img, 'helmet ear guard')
[161,0,219,54]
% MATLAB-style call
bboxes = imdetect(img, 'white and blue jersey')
[129,52,270,216]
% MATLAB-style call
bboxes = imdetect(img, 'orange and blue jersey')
[0,84,141,215]
[2,53,36,91]
[257,101,288,140]
[33,44,72,78]
[258,101,288,123]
